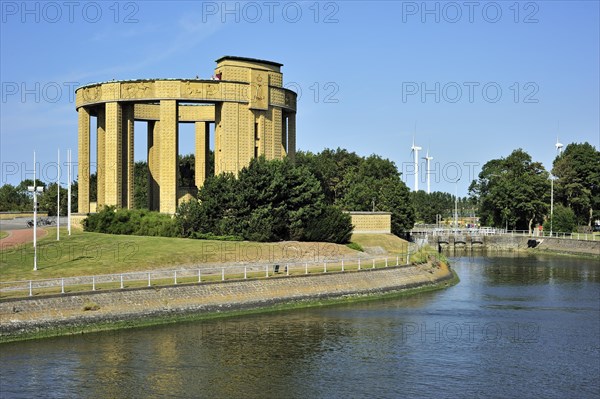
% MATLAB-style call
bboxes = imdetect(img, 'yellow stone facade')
[349,212,392,234]
[75,56,297,214]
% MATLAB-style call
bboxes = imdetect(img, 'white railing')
[412,227,599,241]
[411,228,497,236]
[0,254,416,299]
[502,230,600,241]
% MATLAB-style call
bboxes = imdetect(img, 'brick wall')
[350,212,392,234]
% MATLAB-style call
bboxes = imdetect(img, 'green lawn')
[0,229,363,282]
[0,231,8,240]
[350,233,409,254]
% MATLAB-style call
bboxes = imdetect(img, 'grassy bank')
[1,228,367,281]
[350,233,409,254]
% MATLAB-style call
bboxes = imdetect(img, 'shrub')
[82,302,100,311]
[83,207,178,237]
[543,204,577,233]
[191,232,243,241]
[410,245,446,266]
[303,206,353,244]
[346,242,364,252]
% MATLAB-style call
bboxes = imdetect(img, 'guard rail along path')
[1,254,415,299]
[411,226,600,241]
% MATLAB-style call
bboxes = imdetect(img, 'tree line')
[469,143,599,232]
[84,149,417,243]
[3,142,597,236]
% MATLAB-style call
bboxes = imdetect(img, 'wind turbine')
[551,136,564,236]
[422,148,433,194]
[410,137,422,192]
[555,137,564,155]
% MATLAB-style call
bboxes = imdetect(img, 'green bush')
[83,207,178,237]
[543,204,577,233]
[303,206,353,244]
[174,158,353,244]
[346,242,364,252]
[410,245,446,265]
[82,302,100,311]
[191,232,243,241]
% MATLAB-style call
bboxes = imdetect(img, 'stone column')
[104,102,123,207]
[281,112,288,156]
[214,102,239,175]
[195,121,209,188]
[261,108,275,160]
[147,121,161,211]
[159,100,178,213]
[255,112,264,158]
[77,107,90,213]
[287,112,296,160]
[122,104,135,209]
[272,107,282,160]
[96,106,105,208]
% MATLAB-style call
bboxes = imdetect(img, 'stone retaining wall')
[481,236,599,256]
[0,263,454,341]
[534,237,600,256]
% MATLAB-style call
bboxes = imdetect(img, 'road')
[0,217,68,231]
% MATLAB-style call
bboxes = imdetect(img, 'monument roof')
[215,56,283,67]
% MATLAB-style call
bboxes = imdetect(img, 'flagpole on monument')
[57,148,60,241]
[68,149,72,236]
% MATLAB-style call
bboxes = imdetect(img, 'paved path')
[0,228,47,246]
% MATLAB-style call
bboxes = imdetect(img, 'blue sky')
[1,1,598,196]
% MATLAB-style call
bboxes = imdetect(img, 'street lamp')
[27,151,44,271]
[67,149,72,236]
[454,179,461,230]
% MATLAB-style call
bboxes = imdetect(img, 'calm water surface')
[1,253,599,398]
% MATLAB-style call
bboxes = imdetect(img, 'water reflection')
[447,251,600,284]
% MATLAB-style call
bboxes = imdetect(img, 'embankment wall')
[437,235,598,256]
[0,263,455,342]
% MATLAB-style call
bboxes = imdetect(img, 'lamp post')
[57,148,60,241]
[67,149,72,236]
[27,151,44,271]
[454,180,460,230]
[550,176,554,236]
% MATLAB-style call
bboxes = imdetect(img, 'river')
[1,253,598,398]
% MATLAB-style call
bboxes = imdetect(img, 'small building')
[348,212,392,234]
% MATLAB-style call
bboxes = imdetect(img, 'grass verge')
[0,228,363,281]
[350,233,409,254]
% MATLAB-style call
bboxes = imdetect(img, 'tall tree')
[552,142,600,226]
[178,154,195,188]
[298,149,415,235]
[469,149,550,232]
[338,155,415,235]
[195,173,238,235]
[38,183,68,216]
[410,191,454,224]
[295,148,362,203]
[0,184,30,211]
[133,161,149,209]
[177,157,352,243]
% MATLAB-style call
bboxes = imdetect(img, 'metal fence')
[501,230,600,241]
[412,227,600,241]
[0,254,415,299]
